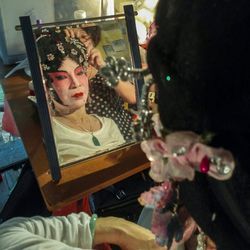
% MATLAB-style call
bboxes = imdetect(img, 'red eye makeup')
[75,66,86,76]
[48,66,86,83]
[48,71,69,82]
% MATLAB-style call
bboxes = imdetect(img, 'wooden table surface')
[1,74,150,211]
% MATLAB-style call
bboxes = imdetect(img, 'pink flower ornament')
[141,117,235,182]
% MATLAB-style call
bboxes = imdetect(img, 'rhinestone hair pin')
[100,56,155,141]
[100,56,235,181]
[100,56,150,86]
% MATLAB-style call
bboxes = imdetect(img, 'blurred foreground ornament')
[196,231,207,250]
[100,56,155,141]
[139,181,184,248]
[100,56,149,87]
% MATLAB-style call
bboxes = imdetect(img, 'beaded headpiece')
[35,27,88,73]
[100,56,235,180]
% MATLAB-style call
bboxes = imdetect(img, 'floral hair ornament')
[100,56,150,87]
[141,114,235,182]
[100,56,155,141]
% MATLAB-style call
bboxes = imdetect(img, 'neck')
[62,107,89,122]
[54,107,101,132]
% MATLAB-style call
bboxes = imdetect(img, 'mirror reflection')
[35,19,136,166]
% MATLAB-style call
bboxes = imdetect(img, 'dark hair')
[147,0,250,249]
[82,25,101,47]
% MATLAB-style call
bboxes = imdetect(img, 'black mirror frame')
[19,5,144,182]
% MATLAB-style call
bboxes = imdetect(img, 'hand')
[64,28,105,69]
[88,47,105,70]
[94,217,166,250]
[118,220,167,250]
[64,27,93,49]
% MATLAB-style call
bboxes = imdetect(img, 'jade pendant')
[92,134,101,146]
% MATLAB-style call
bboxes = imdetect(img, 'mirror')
[35,20,136,167]
[20,5,143,181]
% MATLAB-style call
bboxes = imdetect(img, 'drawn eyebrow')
[54,70,68,74]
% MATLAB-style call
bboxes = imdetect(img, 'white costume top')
[0,212,92,250]
[52,115,125,164]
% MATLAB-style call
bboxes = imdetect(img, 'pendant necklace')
[90,132,101,146]
[60,114,101,146]
[79,115,101,147]
[83,131,101,146]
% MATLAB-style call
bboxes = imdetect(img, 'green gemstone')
[166,75,171,81]
[92,135,101,146]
